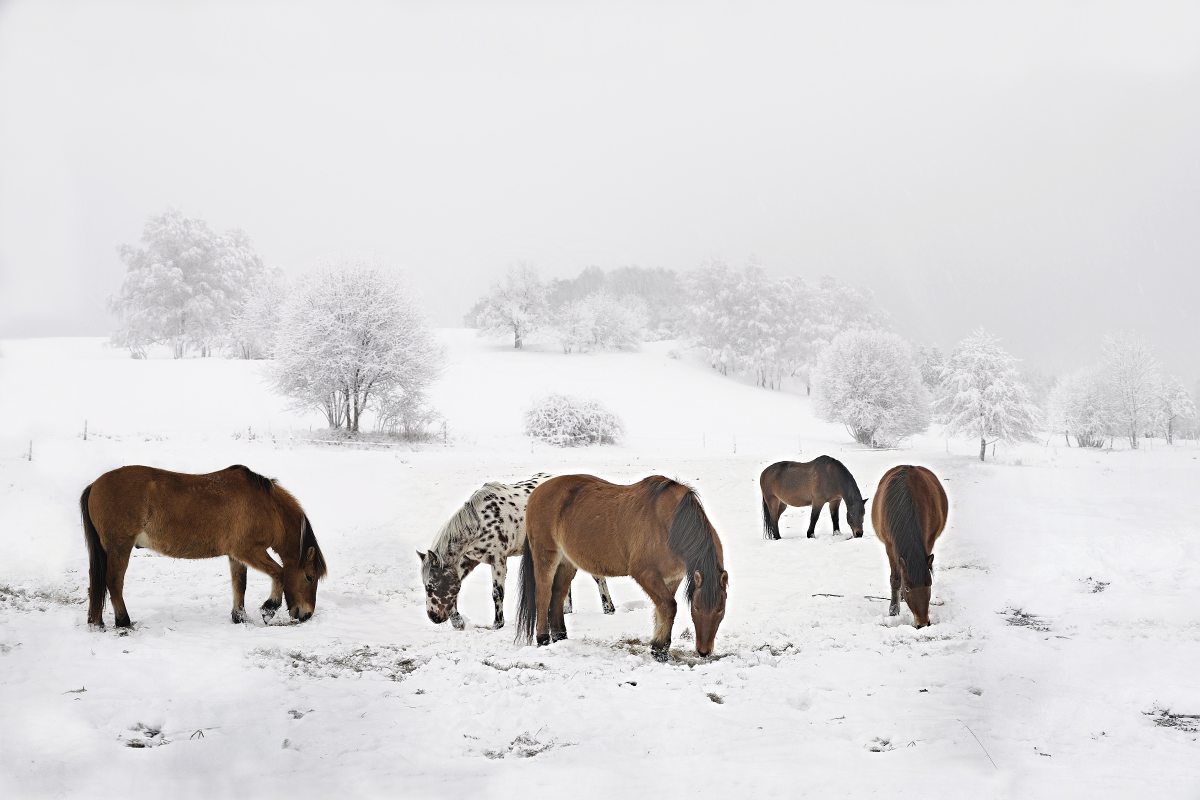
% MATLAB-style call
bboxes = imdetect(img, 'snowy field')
[1,332,1198,798]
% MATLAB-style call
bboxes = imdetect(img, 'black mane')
[885,467,931,587]
[228,464,276,493]
[661,481,723,607]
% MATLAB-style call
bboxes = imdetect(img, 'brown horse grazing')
[871,465,948,628]
[760,456,867,540]
[80,465,327,629]
[517,475,728,661]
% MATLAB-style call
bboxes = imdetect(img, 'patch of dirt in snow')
[482,731,571,759]
[121,722,169,749]
[999,607,1051,632]
[0,582,83,611]
[1145,706,1200,734]
[250,644,424,681]
[1080,576,1111,594]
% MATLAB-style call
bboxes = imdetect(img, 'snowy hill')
[1,334,1198,799]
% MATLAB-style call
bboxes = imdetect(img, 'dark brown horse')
[517,475,728,661]
[871,465,948,628]
[80,465,327,628]
[760,456,867,540]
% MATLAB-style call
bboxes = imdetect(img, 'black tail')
[515,538,537,645]
[761,496,778,540]
[885,469,932,587]
[80,485,107,620]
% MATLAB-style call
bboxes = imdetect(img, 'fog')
[1,0,1197,378]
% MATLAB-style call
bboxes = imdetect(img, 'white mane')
[428,481,510,561]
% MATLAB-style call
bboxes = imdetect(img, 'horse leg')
[829,497,842,535]
[596,576,616,614]
[238,549,285,623]
[806,504,822,538]
[564,586,574,615]
[631,570,678,662]
[533,551,561,646]
[548,562,578,642]
[888,555,901,617]
[229,557,248,624]
[106,545,134,629]
[490,559,507,629]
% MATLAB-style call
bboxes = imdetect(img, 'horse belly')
[135,529,225,560]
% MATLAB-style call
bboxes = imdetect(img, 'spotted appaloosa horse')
[418,474,615,630]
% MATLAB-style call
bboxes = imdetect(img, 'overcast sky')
[1,0,1197,379]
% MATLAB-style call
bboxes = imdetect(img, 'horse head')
[283,517,326,623]
[418,550,462,624]
[690,568,729,657]
[847,495,868,537]
[900,553,934,628]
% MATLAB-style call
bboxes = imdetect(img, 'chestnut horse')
[871,465,948,628]
[760,455,867,540]
[517,475,728,661]
[80,465,327,628]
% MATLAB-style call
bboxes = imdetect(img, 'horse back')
[763,456,850,506]
[871,465,948,551]
[526,474,688,577]
[86,465,289,559]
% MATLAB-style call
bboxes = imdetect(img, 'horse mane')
[429,483,498,561]
[301,516,328,579]
[228,464,276,493]
[659,481,724,607]
[818,457,864,505]
[885,467,931,587]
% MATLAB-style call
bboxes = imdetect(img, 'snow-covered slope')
[1,334,1197,799]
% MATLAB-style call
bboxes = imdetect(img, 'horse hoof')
[550,631,568,643]
[261,608,276,624]
[536,634,551,647]
[231,609,247,624]
[115,616,133,629]
[492,620,505,630]
[88,620,105,631]
[888,605,899,617]
[651,647,670,663]
[603,603,616,615]
[451,616,466,631]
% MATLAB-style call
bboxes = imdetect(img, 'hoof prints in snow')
[251,645,424,681]
[1145,706,1200,734]
[1081,576,1110,594]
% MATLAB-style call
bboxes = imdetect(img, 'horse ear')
[693,570,703,588]
[861,496,870,504]
[927,553,935,569]
[719,570,729,590]
[416,550,426,563]
[305,546,315,564]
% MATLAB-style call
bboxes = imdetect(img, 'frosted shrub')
[525,394,623,447]
[813,329,930,447]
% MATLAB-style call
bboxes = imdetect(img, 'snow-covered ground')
[2,333,1198,798]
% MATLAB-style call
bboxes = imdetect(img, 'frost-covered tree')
[525,394,623,446]
[916,346,946,392]
[274,264,441,433]
[1158,374,1197,445]
[110,209,266,358]
[1047,368,1116,448]
[794,276,888,394]
[475,262,548,349]
[936,329,1040,461]
[1100,331,1161,449]
[812,329,930,447]
[554,293,647,353]
[228,268,286,359]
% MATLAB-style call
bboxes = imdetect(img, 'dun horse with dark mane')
[760,456,867,540]
[517,475,728,661]
[80,465,327,628]
[871,465,948,628]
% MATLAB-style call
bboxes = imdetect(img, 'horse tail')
[515,538,537,645]
[761,496,777,540]
[80,485,107,618]
[885,469,931,587]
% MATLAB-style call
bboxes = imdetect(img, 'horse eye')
[306,575,314,583]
